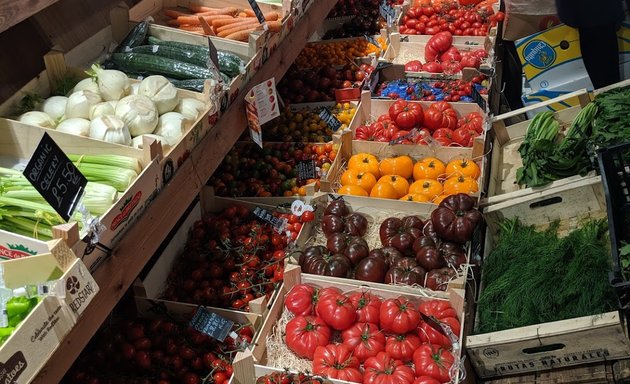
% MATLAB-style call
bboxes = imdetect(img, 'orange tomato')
[399,193,431,202]
[377,175,410,198]
[338,184,369,196]
[413,157,446,180]
[369,182,399,199]
[379,156,414,179]
[445,159,481,180]
[408,179,443,199]
[443,175,479,195]
[340,169,377,194]
[314,145,326,156]
[348,153,380,178]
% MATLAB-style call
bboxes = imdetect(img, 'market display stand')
[0,0,339,382]
[0,0,60,33]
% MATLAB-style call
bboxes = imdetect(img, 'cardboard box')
[516,23,630,92]
[0,239,99,384]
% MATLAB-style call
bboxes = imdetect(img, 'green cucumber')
[170,79,206,92]
[110,53,214,80]
[130,44,208,68]
[115,22,149,53]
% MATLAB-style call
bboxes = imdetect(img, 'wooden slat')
[29,0,338,382]
[0,0,60,34]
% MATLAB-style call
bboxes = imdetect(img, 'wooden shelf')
[0,0,60,34]
[29,1,337,382]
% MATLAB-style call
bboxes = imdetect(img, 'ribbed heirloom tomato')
[348,153,380,178]
[445,158,481,179]
[379,156,414,179]
[341,169,377,194]
[413,157,446,180]
[417,300,461,347]
[424,101,458,131]
[285,284,317,316]
[348,291,382,323]
[409,179,443,200]
[363,352,415,384]
[315,293,357,331]
[341,322,386,362]
[385,333,422,362]
[413,344,455,383]
[285,315,331,360]
[313,344,363,383]
[338,185,369,196]
[443,175,478,195]
[377,175,410,199]
[388,100,424,129]
[458,112,484,134]
[379,297,422,334]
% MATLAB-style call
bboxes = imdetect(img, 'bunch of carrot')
[163,5,281,42]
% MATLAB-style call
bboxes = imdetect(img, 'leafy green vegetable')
[590,85,630,153]
[476,218,616,334]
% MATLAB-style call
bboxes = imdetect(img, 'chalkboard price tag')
[318,108,343,131]
[206,37,220,73]
[23,133,88,222]
[253,206,287,233]
[189,308,234,342]
[247,0,266,24]
[297,159,317,182]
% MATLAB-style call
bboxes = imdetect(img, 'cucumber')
[146,36,245,78]
[130,45,208,68]
[170,79,206,92]
[115,22,149,53]
[110,53,214,80]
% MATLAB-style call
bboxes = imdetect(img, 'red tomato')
[419,300,457,319]
[301,210,315,223]
[460,55,481,69]
[413,344,455,382]
[424,102,458,131]
[316,293,357,330]
[313,344,363,383]
[413,377,441,384]
[285,316,331,360]
[341,322,386,362]
[388,100,424,129]
[439,46,461,62]
[363,352,415,384]
[452,127,479,147]
[404,60,424,72]
[285,284,317,316]
[385,333,422,362]
[424,31,453,61]
[348,291,382,323]
[356,123,388,142]
[417,316,461,347]
[458,111,484,134]
[432,128,454,143]
[379,297,422,334]
[422,61,443,73]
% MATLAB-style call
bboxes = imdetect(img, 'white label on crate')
[491,348,611,375]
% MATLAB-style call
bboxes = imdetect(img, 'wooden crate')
[481,358,630,384]
[129,0,290,59]
[0,118,162,273]
[482,88,596,206]
[0,49,213,189]
[231,263,467,384]
[291,192,470,294]
[132,186,299,326]
[465,177,630,379]
[383,32,495,79]
[63,10,262,111]
[0,239,99,384]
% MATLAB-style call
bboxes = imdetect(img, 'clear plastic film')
[505,0,557,16]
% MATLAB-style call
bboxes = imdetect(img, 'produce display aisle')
[1,0,630,383]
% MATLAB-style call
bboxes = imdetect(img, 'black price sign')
[318,108,343,132]
[206,37,220,72]
[247,0,266,24]
[23,133,87,222]
[471,85,487,111]
[297,159,317,182]
[189,308,234,342]
[253,206,287,233]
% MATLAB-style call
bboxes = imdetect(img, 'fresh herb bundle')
[476,218,616,334]
[590,85,630,153]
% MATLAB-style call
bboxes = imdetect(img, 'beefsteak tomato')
[341,322,386,362]
[313,344,363,383]
[424,102,458,131]
[380,297,422,334]
[405,60,424,72]
[315,293,357,331]
[412,344,454,383]
[457,112,483,134]
[285,316,331,360]
[363,352,415,384]
[430,193,483,244]
[388,100,424,129]
[356,123,388,142]
[384,257,426,286]
[348,291,382,324]
[379,216,425,256]
[385,333,422,362]
[285,284,317,316]
[424,31,453,62]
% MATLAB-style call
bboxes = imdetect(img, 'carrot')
[212,17,250,29]
[167,19,181,26]
[187,5,214,13]
[262,11,280,21]
[193,7,239,16]
[173,14,232,26]
[163,9,191,18]
[242,9,256,17]
[264,20,282,32]
[225,28,257,42]
[238,11,248,17]
[216,19,259,35]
